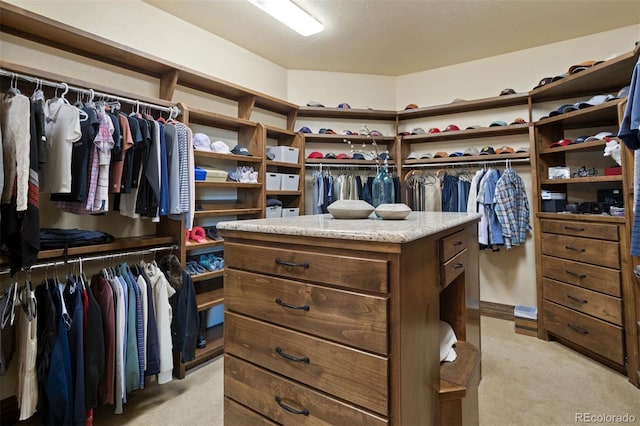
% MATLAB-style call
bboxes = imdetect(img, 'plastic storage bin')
[266,205,282,218]
[280,174,300,191]
[281,208,300,217]
[269,146,299,164]
[266,172,282,191]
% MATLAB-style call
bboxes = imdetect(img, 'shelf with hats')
[531,47,640,387]
[397,92,529,120]
[297,105,397,120]
[403,152,530,168]
[400,122,530,143]
[530,43,640,103]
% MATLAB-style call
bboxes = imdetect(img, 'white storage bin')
[280,174,300,191]
[269,146,299,164]
[265,205,282,218]
[281,208,300,217]
[266,172,282,191]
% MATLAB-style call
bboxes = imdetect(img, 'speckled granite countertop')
[217,212,481,244]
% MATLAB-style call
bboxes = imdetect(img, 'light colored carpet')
[84,316,638,425]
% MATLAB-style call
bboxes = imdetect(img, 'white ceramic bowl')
[327,199,375,219]
[374,203,412,220]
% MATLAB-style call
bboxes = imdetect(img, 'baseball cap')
[510,117,527,125]
[378,152,392,161]
[265,150,276,160]
[404,103,418,109]
[319,128,336,134]
[496,146,515,154]
[549,104,575,117]
[398,131,411,136]
[193,133,212,151]
[325,153,337,159]
[568,60,596,75]
[489,120,508,127]
[466,125,484,130]
[411,127,426,135]
[428,127,441,133]
[336,153,351,159]
[351,152,366,160]
[434,151,449,158]
[337,103,351,109]
[584,131,614,142]
[231,145,252,156]
[444,124,460,132]
[574,135,589,144]
[298,126,312,133]
[549,138,572,148]
[406,152,419,160]
[463,147,479,156]
[306,100,324,107]
[211,140,231,154]
[534,77,553,89]
[307,151,323,159]
[500,88,516,96]
[614,85,630,99]
[420,153,433,159]
[515,146,530,153]
[369,130,383,136]
[341,130,356,135]
[479,146,496,155]
[565,94,615,113]
[449,152,464,157]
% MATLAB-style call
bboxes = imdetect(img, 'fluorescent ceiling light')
[247,0,323,36]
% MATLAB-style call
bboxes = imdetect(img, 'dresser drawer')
[225,269,388,355]
[541,256,621,297]
[543,278,623,325]
[225,242,388,293]
[440,249,467,290]
[225,355,389,426]
[225,312,388,415]
[543,301,624,365]
[441,228,468,262]
[225,397,277,425]
[540,219,619,241]
[540,233,619,269]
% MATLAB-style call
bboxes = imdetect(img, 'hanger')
[31,79,44,102]
[1,281,18,328]
[6,73,21,97]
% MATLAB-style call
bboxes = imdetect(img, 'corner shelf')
[398,92,529,120]
[297,106,397,120]
[402,123,530,143]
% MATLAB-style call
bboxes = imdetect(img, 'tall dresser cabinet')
[531,44,640,387]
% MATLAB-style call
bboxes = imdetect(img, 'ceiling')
[144,0,640,76]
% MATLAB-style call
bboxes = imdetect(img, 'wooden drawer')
[540,219,619,241]
[541,256,621,297]
[225,355,389,426]
[225,397,277,425]
[440,249,467,290]
[225,312,388,415]
[225,242,388,293]
[543,301,624,365]
[543,278,623,325]
[225,269,388,355]
[441,228,468,262]
[540,233,619,269]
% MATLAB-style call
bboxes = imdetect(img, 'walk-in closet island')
[218,211,481,426]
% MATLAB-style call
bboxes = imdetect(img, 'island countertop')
[217,211,481,244]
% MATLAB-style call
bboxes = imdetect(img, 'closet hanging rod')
[403,158,530,168]
[0,68,181,118]
[0,244,178,276]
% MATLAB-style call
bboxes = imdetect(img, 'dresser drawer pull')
[567,323,589,335]
[454,263,464,269]
[564,246,586,253]
[275,347,310,363]
[275,258,310,269]
[275,298,310,311]
[275,396,309,416]
[565,270,587,279]
[564,225,585,232]
[452,241,464,246]
[566,294,588,305]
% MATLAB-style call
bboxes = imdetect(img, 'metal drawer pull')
[564,225,585,231]
[275,258,309,269]
[275,396,309,416]
[276,347,310,363]
[452,241,464,246]
[275,298,310,311]
[454,263,464,269]
[566,294,588,304]
[564,246,586,253]
[567,323,589,335]
[565,270,587,279]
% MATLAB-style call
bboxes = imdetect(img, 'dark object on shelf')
[572,166,598,178]
[39,228,115,250]
[598,188,623,206]
[542,200,567,212]
[197,333,207,349]
[604,166,622,176]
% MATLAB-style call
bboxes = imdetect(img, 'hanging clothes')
[494,167,531,249]
[15,283,38,420]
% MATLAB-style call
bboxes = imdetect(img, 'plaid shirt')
[494,169,530,249]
